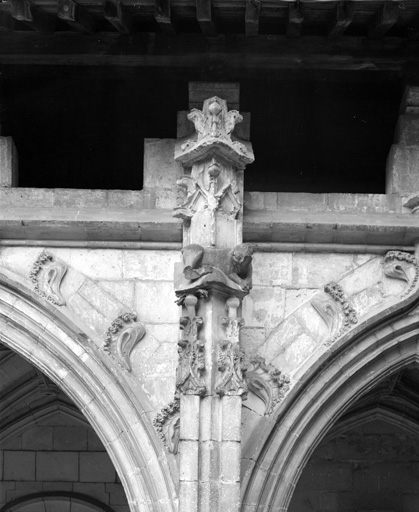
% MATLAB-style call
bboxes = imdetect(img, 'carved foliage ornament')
[174,157,242,232]
[246,356,290,416]
[176,294,206,396]
[104,312,145,372]
[383,250,419,296]
[176,96,254,168]
[323,281,358,345]
[29,251,67,306]
[153,397,180,455]
[216,297,247,398]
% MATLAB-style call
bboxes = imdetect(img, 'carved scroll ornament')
[29,251,67,306]
[153,397,180,455]
[216,297,247,398]
[176,294,206,396]
[383,250,419,296]
[322,281,358,345]
[103,312,145,371]
[246,356,290,415]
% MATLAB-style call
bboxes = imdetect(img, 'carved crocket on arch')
[241,250,419,512]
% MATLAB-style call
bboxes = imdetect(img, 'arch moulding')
[242,251,419,512]
[0,273,177,512]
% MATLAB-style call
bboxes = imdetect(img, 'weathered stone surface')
[37,452,79,481]
[4,451,35,481]
[0,137,18,187]
[134,281,179,323]
[124,250,181,281]
[292,253,355,288]
[252,253,292,286]
[242,286,284,332]
[285,288,317,317]
[386,145,419,194]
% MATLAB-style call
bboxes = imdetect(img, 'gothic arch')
[0,273,177,512]
[242,251,419,512]
[241,311,419,511]
[0,492,116,512]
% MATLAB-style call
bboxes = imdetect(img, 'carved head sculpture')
[231,243,254,275]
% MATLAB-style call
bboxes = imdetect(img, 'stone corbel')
[103,312,146,371]
[29,251,67,306]
[216,296,247,398]
[176,294,206,396]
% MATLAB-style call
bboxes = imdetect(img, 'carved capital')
[175,96,254,169]
[103,312,145,371]
[245,356,290,415]
[216,297,247,398]
[29,251,67,306]
[176,294,206,396]
[153,397,180,455]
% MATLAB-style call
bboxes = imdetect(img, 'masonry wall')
[288,419,419,512]
[0,415,129,511]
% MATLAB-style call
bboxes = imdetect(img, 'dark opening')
[0,65,401,193]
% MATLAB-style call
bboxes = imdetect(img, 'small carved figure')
[229,243,254,292]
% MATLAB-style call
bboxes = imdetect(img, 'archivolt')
[0,274,176,512]
[242,312,419,512]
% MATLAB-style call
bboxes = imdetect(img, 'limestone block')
[179,441,199,481]
[123,250,181,280]
[0,247,43,278]
[67,293,108,340]
[285,288,317,317]
[79,452,116,482]
[278,192,328,212]
[106,483,128,505]
[143,138,183,192]
[271,330,319,374]
[73,483,109,503]
[293,301,330,343]
[242,286,284,332]
[96,281,135,308]
[252,253,292,287]
[53,426,88,451]
[219,484,240,511]
[351,285,384,318]
[220,442,241,482]
[134,281,179,324]
[54,249,124,281]
[78,280,125,321]
[338,257,381,297]
[180,396,200,441]
[22,426,53,450]
[52,189,107,209]
[4,451,35,481]
[291,253,354,288]
[221,397,241,441]
[261,314,306,363]
[0,137,18,187]
[386,145,419,194]
[179,482,198,512]
[240,327,266,356]
[88,430,106,451]
[36,452,78,481]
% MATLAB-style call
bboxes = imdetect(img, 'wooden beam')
[0,33,417,71]
[327,2,353,39]
[368,3,399,40]
[286,4,304,38]
[196,0,217,37]
[57,0,98,33]
[155,0,176,35]
[245,0,261,38]
[11,0,55,31]
[104,0,132,34]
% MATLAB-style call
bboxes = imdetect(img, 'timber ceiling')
[0,0,418,38]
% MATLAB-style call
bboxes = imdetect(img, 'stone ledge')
[0,206,416,246]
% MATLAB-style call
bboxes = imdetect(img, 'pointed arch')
[0,273,177,512]
[241,312,419,511]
